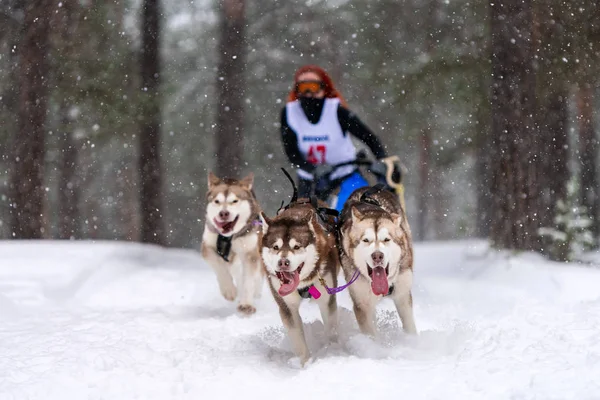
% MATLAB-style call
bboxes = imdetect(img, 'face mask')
[299,97,325,121]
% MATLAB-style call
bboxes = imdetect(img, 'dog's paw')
[288,355,313,369]
[220,283,237,301]
[237,304,256,315]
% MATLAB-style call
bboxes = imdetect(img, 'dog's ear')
[259,211,271,235]
[208,171,220,189]
[307,213,318,235]
[351,206,364,222]
[390,212,402,227]
[239,172,254,190]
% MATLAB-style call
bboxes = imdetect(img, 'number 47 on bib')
[307,145,326,165]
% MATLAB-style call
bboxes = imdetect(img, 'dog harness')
[212,218,262,262]
[278,168,340,228]
[216,235,233,262]
[297,286,313,299]
[295,269,361,299]
[359,183,388,206]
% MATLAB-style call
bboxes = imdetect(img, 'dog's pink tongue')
[278,270,300,297]
[371,266,389,296]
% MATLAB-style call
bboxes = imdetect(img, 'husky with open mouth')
[260,198,340,366]
[337,185,417,337]
[201,171,265,315]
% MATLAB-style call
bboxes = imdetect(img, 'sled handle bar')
[314,156,404,187]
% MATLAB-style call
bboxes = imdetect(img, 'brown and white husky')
[201,172,265,315]
[337,185,417,336]
[260,199,340,366]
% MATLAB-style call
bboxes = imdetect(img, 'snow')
[1,239,600,399]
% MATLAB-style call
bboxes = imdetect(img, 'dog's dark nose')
[371,251,384,265]
[219,210,230,220]
[278,258,291,269]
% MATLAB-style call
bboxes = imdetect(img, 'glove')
[312,164,334,180]
[391,164,402,184]
[310,164,334,194]
[370,159,403,184]
[368,160,388,177]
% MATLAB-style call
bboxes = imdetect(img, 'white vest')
[286,98,357,180]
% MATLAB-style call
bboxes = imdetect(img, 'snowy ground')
[1,239,600,400]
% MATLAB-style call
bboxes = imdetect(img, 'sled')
[308,150,407,213]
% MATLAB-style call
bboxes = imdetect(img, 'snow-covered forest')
[2,1,600,398]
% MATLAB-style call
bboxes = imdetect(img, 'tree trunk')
[417,126,431,240]
[578,85,599,242]
[489,0,540,250]
[124,159,141,241]
[540,90,569,228]
[9,0,52,239]
[416,0,439,241]
[0,1,22,239]
[55,0,81,240]
[537,90,569,257]
[215,0,246,178]
[58,107,81,239]
[475,88,492,238]
[139,0,165,245]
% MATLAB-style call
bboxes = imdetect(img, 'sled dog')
[337,185,417,336]
[201,171,265,315]
[260,198,340,366]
